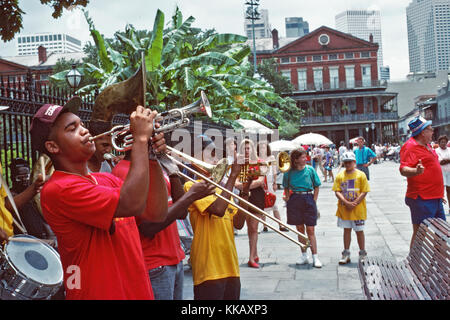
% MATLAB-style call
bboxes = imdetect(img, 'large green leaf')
[146,9,164,72]
[166,52,238,71]
[196,33,248,53]
[162,16,196,64]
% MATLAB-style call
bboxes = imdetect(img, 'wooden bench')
[358,218,450,300]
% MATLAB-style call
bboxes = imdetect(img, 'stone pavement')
[182,161,450,300]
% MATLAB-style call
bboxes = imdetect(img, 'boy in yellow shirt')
[332,152,370,264]
[183,135,248,300]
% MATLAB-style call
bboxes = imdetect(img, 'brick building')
[251,26,399,145]
[0,46,85,90]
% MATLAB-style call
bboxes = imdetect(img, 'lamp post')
[66,64,82,95]
[365,124,369,142]
[245,0,260,75]
[371,121,376,145]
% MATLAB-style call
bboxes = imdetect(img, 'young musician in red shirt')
[31,97,168,300]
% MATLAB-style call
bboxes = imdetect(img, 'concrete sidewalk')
[182,161,449,300]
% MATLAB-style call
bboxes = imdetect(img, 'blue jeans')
[148,261,184,300]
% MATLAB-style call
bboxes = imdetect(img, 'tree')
[0,0,89,41]
[257,58,295,95]
[51,7,302,136]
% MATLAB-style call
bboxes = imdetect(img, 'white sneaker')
[313,257,322,268]
[296,255,310,265]
[359,250,367,263]
[339,250,351,265]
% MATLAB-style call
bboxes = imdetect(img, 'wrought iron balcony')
[295,79,388,92]
[301,112,399,125]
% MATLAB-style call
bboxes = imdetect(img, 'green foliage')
[50,7,302,133]
[257,58,295,95]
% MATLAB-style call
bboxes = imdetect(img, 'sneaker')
[339,250,351,265]
[359,250,367,263]
[296,255,310,265]
[313,257,322,268]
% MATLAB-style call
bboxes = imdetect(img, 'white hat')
[341,151,356,162]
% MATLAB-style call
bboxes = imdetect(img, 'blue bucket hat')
[408,116,432,137]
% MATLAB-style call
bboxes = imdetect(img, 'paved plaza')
[182,161,449,300]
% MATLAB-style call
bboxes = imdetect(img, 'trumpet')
[165,146,310,249]
[89,91,211,152]
[231,152,291,182]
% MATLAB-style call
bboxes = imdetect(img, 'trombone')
[165,146,310,249]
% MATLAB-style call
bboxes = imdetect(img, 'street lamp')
[371,121,376,144]
[245,0,260,75]
[66,64,82,94]
[365,124,369,142]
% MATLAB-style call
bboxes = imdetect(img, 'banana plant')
[50,7,301,136]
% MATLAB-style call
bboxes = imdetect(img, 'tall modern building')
[335,10,384,78]
[16,33,82,56]
[244,8,272,39]
[285,17,309,38]
[380,66,391,81]
[406,0,450,74]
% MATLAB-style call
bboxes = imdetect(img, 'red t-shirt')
[41,171,153,300]
[112,161,185,271]
[399,137,444,200]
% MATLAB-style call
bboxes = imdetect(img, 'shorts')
[286,194,317,226]
[337,217,365,231]
[405,196,446,225]
[324,166,333,171]
[443,171,450,187]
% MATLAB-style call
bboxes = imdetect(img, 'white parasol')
[235,119,274,135]
[269,140,299,152]
[292,133,333,146]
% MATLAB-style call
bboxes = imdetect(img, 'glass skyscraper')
[406,0,450,73]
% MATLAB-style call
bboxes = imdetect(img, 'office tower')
[380,66,391,81]
[16,33,82,56]
[244,8,272,39]
[285,17,309,38]
[406,0,450,73]
[336,10,384,78]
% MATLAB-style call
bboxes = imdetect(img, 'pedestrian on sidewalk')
[435,135,450,214]
[399,117,446,249]
[283,148,322,268]
[323,145,334,183]
[332,152,370,264]
[354,137,377,181]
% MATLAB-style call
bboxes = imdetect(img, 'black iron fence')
[0,74,229,184]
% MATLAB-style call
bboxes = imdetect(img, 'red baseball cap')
[30,97,82,154]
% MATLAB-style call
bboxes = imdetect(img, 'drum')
[0,235,63,300]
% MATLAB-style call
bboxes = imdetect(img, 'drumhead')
[5,235,63,286]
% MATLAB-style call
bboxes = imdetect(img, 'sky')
[0,0,413,80]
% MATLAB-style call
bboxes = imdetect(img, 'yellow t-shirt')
[332,169,370,221]
[184,180,240,286]
[0,164,14,237]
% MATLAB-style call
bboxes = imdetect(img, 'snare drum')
[0,235,63,300]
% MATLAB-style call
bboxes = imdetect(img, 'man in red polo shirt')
[400,116,446,249]
[32,99,168,299]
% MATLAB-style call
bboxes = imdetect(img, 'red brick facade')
[252,26,398,145]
